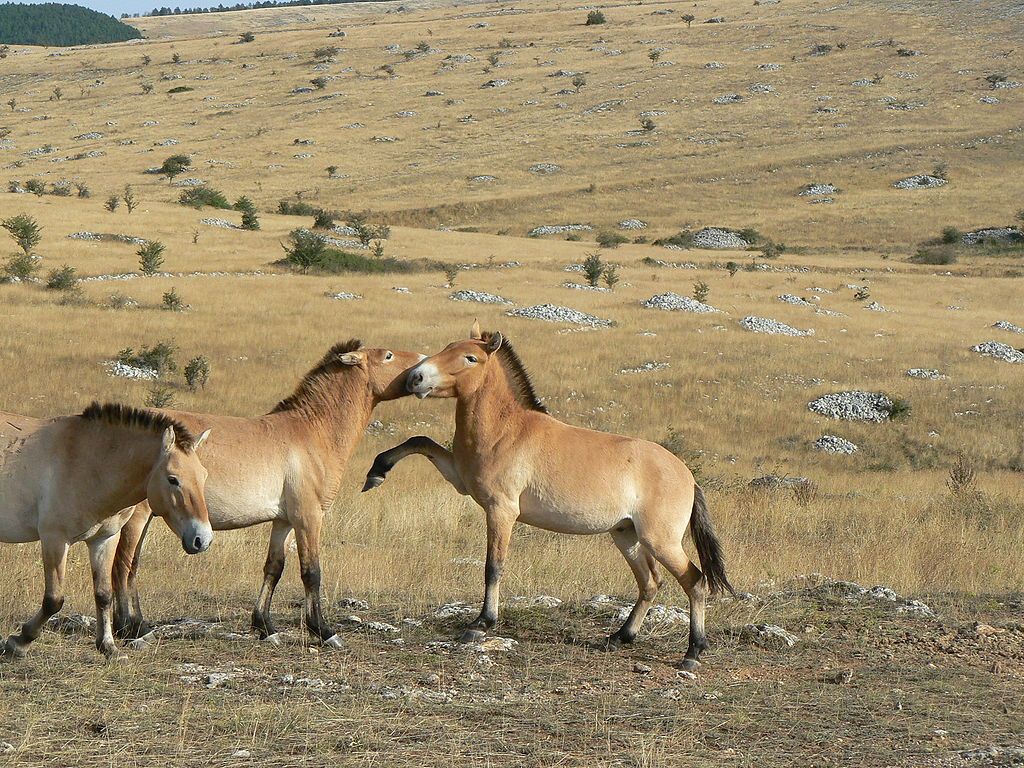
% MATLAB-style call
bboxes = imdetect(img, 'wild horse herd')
[0,323,733,671]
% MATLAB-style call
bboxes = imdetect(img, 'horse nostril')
[411,372,422,385]
[193,536,203,551]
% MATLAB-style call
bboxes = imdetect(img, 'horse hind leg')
[88,532,124,660]
[3,538,69,660]
[641,534,708,672]
[606,525,661,650]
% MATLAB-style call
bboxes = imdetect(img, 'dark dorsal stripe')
[483,333,549,413]
[270,339,363,413]
[80,401,196,450]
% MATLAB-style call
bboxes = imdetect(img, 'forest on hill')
[0,3,142,46]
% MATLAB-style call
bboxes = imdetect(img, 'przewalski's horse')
[111,341,425,647]
[1,402,212,660]
[364,326,734,671]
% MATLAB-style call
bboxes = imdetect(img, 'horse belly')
[205,483,285,530]
[517,489,624,535]
[0,461,40,543]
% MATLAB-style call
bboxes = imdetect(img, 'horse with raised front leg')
[364,324,734,671]
[0,402,211,660]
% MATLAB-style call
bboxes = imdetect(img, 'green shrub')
[282,229,327,273]
[319,248,417,274]
[161,286,186,311]
[119,341,177,375]
[45,264,78,291]
[887,397,912,421]
[693,281,710,302]
[442,264,458,287]
[234,196,259,230]
[941,226,962,244]
[160,153,191,182]
[25,178,45,196]
[3,252,40,281]
[179,185,231,209]
[137,240,166,275]
[168,85,193,94]
[597,231,628,249]
[104,194,120,212]
[311,76,328,90]
[602,263,619,290]
[277,200,320,216]
[652,230,693,248]
[582,252,604,286]
[145,384,175,408]
[184,356,210,390]
[910,247,956,265]
[313,209,337,229]
[2,213,42,255]
[585,10,606,24]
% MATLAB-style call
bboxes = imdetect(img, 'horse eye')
[466,355,478,364]
[168,476,180,487]
[384,351,393,361]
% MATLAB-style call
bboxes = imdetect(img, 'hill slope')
[0,2,142,46]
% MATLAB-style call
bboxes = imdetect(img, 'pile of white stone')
[620,361,670,374]
[528,163,561,174]
[618,219,647,230]
[808,391,893,422]
[712,94,744,104]
[506,304,612,327]
[103,361,159,380]
[326,291,362,301]
[691,227,749,249]
[993,320,1024,334]
[906,368,946,380]
[200,218,239,230]
[971,341,1024,364]
[449,290,511,305]
[739,316,813,336]
[69,232,147,245]
[962,228,1022,246]
[642,292,718,313]
[563,282,608,292]
[814,435,859,454]
[778,293,815,307]
[481,79,510,88]
[527,224,591,236]
[799,183,837,196]
[893,175,947,189]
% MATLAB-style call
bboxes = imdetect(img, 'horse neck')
[455,363,526,449]
[271,370,376,466]
[81,426,161,514]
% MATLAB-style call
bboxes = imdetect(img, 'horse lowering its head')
[81,402,213,554]
[272,340,427,415]
[405,323,547,411]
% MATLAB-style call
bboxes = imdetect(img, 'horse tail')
[689,485,735,596]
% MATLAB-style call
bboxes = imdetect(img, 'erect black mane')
[482,332,548,413]
[80,401,195,450]
[270,339,363,413]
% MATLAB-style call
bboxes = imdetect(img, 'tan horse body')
[111,341,424,645]
[0,403,211,659]
[365,327,733,670]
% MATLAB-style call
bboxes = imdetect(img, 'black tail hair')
[689,485,735,596]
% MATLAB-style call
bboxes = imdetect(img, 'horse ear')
[485,331,503,353]
[470,319,482,339]
[338,351,363,366]
[161,426,176,454]
[194,429,212,451]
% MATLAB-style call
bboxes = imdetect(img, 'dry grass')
[1,0,1023,763]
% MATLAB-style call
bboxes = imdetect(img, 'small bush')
[597,231,628,249]
[168,86,194,94]
[46,264,78,291]
[854,287,871,301]
[313,209,337,229]
[602,263,619,290]
[278,200,320,216]
[947,452,976,496]
[910,247,956,265]
[119,342,178,375]
[311,76,328,90]
[184,356,210,390]
[105,292,137,310]
[640,117,656,132]
[313,46,339,62]
[692,281,710,302]
[160,154,191,182]
[146,384,175,409]
[941,226,962,244]
[75,182,91,198]
[238,31,255,43]
[50,181,71,197]
[887,397,912,421]
[582,253,604,286]
[138,240,166,275]
[179,185,231,210]
[566,233,581,242]
[122,185,138,214]
[2,213,42,255]
[234,196,259,230]
[442,264,458,287]
[282,229,328,273]
[104,194,120,212]
[25,178,46,196]
[653,230,694,249]
[3,253,40,281]
[585,10,606,25]
[162,287,186,311]
[726,261,740,277]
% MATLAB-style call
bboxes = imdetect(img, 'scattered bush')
[572,74,586,92]
[160,153,191,183]
[104,194,120,212]
[161,286,186,311]
[282,228,328,273]
[184,356,210,390]
[585,10,606,25]
[137,240,166,275]
[648,49,661,64]
[941,226,962,244]
[910,246,956,265]
[146,384,175,408]
[3,253,40,281]
[122,185,138,214]
[50,181,71,197]
[681,13,695,26]
[238,31,255,43]
[726,261,740,277]
[313,209,337,229]
[602,263,619,290]
[692,281,710,302]
[45,264,78,291]
[985,73,1008,89]
[597,231,628,249]
[887,397,912,421]
[25,178,46,196]
[234,196,259,230]
[640,117,656,132]
[168,85,193,94]
[582,252,604,286]
[179,185,231,209]
[119,341,178,375]
[313,46,339,62]
[947,452,977,496]
[277,200,319,216]
[653,230,694,248]
[854,287,871,301]
[442,264,459,287]
[311,76,328,90]
[2,213,42,255]
[141,83,154,95]
[75,182,91,198]
[105,291,137,310]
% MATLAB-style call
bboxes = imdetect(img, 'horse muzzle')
[180,521,214,554]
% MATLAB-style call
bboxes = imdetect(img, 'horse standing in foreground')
[0,402,212,660]
[111,341,425,646]
[364,326,733,670]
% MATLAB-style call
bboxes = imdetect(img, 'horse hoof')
[361,475,385,492]
[1,639,26,660]
[262,633,282,646]
[605,636,624,651]
[323,634,345,650]
[679,658,701,673]
[459,629,487,644]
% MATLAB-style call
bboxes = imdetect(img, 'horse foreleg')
[88,532,124,660]
[607,526,662,650]
[251,519,292,641]
[113,504,153,640]
[363,436,468,495]
[3,537,68,659]
[461,506,516,643]
[293,511,342,649]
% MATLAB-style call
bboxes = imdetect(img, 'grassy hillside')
[0,2,142,46]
